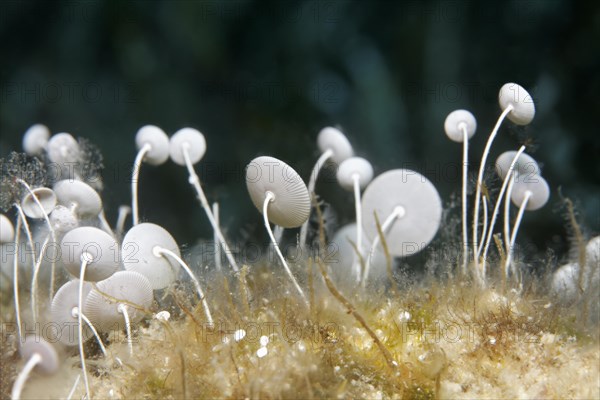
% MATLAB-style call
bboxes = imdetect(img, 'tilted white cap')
[498,83,535,125]
[246,156,311,228]
[317,127,354,164]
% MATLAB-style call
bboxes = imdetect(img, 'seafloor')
[2,259,598,399]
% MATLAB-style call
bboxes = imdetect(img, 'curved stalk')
[118,304,133,356]
[263,192,309,307]
[472,105,513,268]
[461,126,469,275]
[11,353,42,400]
[480,145,526,277]
[13,214,23,343]
[182,145,239,272]
[352,174,363,282]
[363,207,403,287]
[14,205,35,275]
[504,192,532,280]
[17,179,57,298]
[66,374,81,400]
[30,235,50,324]
[131,143,151,225]
[504,177,516,255]
[212,202,221,271]
[299,149,333,249]
[155,246,213,326]
[115,205,131,237]
[78,256,92,400]
[74,308,108,357]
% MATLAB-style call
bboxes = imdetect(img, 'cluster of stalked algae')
[1,82,599,399]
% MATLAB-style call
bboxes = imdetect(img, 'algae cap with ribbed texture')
[84,271,153,332]
[246,156,311,228]
[50,279,94,346]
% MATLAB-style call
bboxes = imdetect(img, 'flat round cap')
[122,223,180,289]
[361,169,442,257]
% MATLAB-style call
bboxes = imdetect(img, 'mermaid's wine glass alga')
[0,83,598,400]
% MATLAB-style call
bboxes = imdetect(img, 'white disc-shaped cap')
[50,280,93,346]
[317,127,354,164]
[336,157,374,191]
[0,214,15,243]
[495,151,540,180]
[61,227,120,282]
[19,337,60,375]
[328,224,360,285]
[53,180,102,218]
[46,133,81,163]
[169,128,206,166]
[135,125,170,166]
[361,169,442,257]
[85,271,153,332]
[330,223,385,274]
[586,236,600,272]
[498,83,535,125]
[443,109,476,142]
[510,175,550,210]
[122,223,180,289]
[552,240,599,302]
[246,156,311,228]
[49,205,79,233]
[23,124,50,155]
[330,223,360,270]
[551,262,579,303]
[21,187,57,219]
